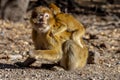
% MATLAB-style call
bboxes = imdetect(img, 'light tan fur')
[49,3,86,48]
[15,6,88,70]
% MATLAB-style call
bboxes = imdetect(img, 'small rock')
[0,54,9,59]
[87,51,101,64]
[99,43,106,48]
[9,54,23,60]
[14,50,20,54]
[116,62,120,65]
[24,41,29,45]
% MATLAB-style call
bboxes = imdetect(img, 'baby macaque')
[49,3,86,48]
[15,6,88,70]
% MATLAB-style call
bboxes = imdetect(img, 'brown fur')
[15,6,88,70]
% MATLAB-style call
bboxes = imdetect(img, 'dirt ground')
[0,14,120,80]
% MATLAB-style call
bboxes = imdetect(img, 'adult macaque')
[15,6,88,70]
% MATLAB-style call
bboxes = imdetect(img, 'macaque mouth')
[35,21,46,25]
[39,22,46,24]
[34,22,47,28]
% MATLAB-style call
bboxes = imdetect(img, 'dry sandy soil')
[0,14,120,80]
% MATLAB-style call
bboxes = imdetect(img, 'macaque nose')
[37,16,44,22]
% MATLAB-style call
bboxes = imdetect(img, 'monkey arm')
[54,26,67,36]
[15,49,62,67]
[30,49,62,62]
[53,20,67,36]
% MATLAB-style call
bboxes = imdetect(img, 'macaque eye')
[44,13,49,18]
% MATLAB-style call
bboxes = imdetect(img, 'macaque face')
[31,6,53,33]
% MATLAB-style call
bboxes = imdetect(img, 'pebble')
[9,54,23,60]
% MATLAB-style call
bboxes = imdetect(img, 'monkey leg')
[71,30,84,48]
[60,40,88,70]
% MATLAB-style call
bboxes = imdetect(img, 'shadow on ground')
[0,63,59,70]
